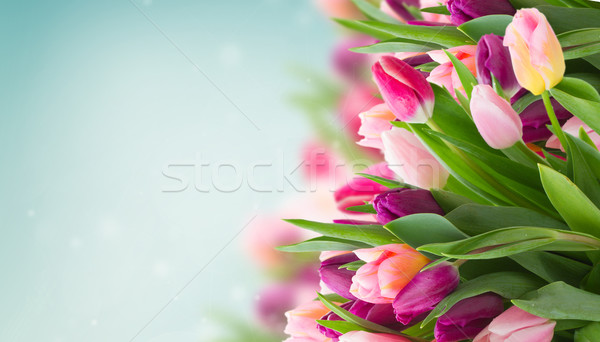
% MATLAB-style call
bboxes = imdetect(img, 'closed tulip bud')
[372,56,435,123]
[319,300,407,339]
[373,188,445,225]
[504,8,565,96]
[334,163,395,211]
[350,244,430,304]
[427,45,477,100]
[434,293,505,342]
[339,331,411,342]
[471,85,523,149]
[393,262,459,325]
[284,301,332,342]
[474,306,556,342]
[357,103,396,150]
[319,253,360,300]
[447,0,515,25]
[476,34,520,98]
[381,127,449,189]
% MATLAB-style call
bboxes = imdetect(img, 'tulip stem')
[541,91,568,153]
[503,141,551,168]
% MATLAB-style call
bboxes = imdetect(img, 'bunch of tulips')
[278,0,600,341]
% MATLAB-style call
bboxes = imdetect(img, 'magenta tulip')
[393,262,459,325]
[334,163,395,212]
[434,293,505,342]
[471,85,523,149]
[447,0,515,25]
[372,56,435,123]
[476,34,520,98]
[373,188,445,225]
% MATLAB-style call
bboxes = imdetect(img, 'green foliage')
[283,219,400,246]
[458,15,514,42]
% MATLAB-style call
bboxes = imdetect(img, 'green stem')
[502,141,551,168]
[542,91,568,152]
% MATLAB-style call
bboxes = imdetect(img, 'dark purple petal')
[447,0,515,25]
[476,34,520,97]
[319,254,360,300]
[373,188,445,225]
[386,0,420,21]
[520,98,572,143]
[393,262,459,325]
[434,293,504,342]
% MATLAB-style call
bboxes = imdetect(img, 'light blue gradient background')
[0,1,336,341]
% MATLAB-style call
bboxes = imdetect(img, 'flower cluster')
[278,0,600,341]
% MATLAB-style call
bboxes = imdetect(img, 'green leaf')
[565,43,600,60]
[443,50,478,100]
[513,92,541,113]
[443,175,494,206]
[538,6,600,34]
[509,251,592,286]
[553,87,600,135]
[334,19,474,48]
[319,293,350,304]
[420,5,451,15]
[339,260,366,271]
[579,126,599,150]
[558,28,600,47]
[458,15,514,42]
[576,322,600,342]
[277,236,372,253]
[356,173,412,189]
[582,262,600,294]
[284,219,400,246]
[345,204,377,214]
[385,214,468,259]
[567,134,600,208]
[555,76,600,102]
[445,203,568,236]
[567,133,600,180]
[418,226,600,259]
[316,320,368,335]
[351,38,444,54]
[539,165,600,238]
[431,188,474,213]
[422,272,544,326]
[351,0,400,24]
[513,282,600,321]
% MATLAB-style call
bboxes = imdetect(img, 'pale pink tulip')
[372,56,435,123]
[546,117,600,151]
[350,244,430,304]
[427,45,477,99]
[381,127,449,188]
[504,8,565,95]
[314,0,363,19]
[284,301,333,342]
[339,331,411,342]
[420,0,451,24]
[474,306,556,342]
[471,85,523,149]
[357,103,396,150]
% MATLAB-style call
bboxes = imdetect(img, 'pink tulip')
[474,306,556,342]
[357,103,396,150]
[350,244,430,304]
[372,56,435,123]
[504,8,565,95]
[284,301,333,342]
[338,85,383,144]
[420,0,451,24]
[471,85,523,149]
[339,331,411,342]
[334,163,396,211]
[427,45,477,99]
[381,127,449,188]
[547,117,600,151]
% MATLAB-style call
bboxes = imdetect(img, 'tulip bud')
[504,8,565,96]
[339,331,411,342]
[471,85,523,149]
[350,244,430,304]
[372,56,435,123]
[373,188,445,225]
[284,301,332,342]
[393,262,460,325]
[319,253,360,300]
[427,45,477,100]
[519,97,572,143]
[357,103,396,150]
[476,34,520,98]
[447,0,515,25]
[319,300,406,339]
[434,293,504,342]
[381,127,449,189]
[547,117,600,151]
[334,163,395,211]
[474,306,556,342]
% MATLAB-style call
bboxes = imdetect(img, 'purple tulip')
[447,0,516,25]
[519,98,572,143]
[332,36,373,82]
[319,253,360,300]
[373,188,445,225]
[434,293,504,342]
[385,0,421,21]
[476,34,520,98]
[319,300,407,340]
[393,262,460,325]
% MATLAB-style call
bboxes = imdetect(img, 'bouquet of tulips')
[278,0,600,341]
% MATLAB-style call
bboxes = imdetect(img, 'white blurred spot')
[295,10,314,27]
[153,261,170,277]
[91,319,98,326]
[219,44,243,67]
[142,0,152,5]
[230,285,247,301]
[70,237,83,249]
[98,219,121,239]
[27,209,36,217]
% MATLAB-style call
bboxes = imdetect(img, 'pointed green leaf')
[457,15,514,42]
[284,219,400,246]
[277,236,372,253]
